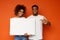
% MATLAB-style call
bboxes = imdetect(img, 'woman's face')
[17,9,24,17]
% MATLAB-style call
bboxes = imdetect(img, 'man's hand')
[46,21,51,26]
[42,17,51,26]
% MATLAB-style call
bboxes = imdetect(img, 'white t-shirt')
[28,15,45,39]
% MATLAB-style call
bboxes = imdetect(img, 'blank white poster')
[10,18,35,35]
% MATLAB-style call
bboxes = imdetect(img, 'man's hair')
[32,5,38,10]
[14,4,26,15]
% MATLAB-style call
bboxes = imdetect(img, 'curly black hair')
[14,4,26,15]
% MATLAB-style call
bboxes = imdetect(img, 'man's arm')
[42,17,51,26]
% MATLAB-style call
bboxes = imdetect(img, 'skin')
[15,9,28,36]
[15,9,32,37]
[32,7,38,16]
[16,9,24,17]
[25,7,51,37]
[17,7,51,36]
[26,7,51,36]
[32,7,51,26]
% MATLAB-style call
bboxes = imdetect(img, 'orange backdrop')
[0,0,60,40]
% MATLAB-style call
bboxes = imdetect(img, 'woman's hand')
[24,33,32,37]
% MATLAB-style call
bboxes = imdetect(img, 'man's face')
[17,9,24,17]
[32,7,38,15]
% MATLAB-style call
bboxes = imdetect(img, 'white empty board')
[10,18,35,35]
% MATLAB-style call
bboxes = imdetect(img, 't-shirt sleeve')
[41,16,47,20]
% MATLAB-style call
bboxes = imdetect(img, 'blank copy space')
[10,18,35,35]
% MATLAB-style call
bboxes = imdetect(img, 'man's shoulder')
[38,15,44,17]
[29,15,33,16]
[27,15,34,19]
[28,15,44,18]
[38,15,45,20]
[28,15,33,17]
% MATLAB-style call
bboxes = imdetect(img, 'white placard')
[10,18,35,35]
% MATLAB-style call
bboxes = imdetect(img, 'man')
[28,5,51,40]
[11,4,27,40]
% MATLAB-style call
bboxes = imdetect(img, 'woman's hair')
[14,4,26,15]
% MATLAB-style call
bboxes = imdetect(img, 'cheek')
[19,13,24,16]
[18,12,22,15]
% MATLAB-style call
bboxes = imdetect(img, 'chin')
[19,16,22,17]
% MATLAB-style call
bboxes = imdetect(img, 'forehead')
[19,9,24,11]
[32,7,38,10]
[33,7,37,9]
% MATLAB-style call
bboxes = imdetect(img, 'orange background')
[0,0,60,40]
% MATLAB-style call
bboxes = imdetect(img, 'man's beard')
[33,13,38,16]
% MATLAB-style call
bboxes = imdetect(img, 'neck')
[33,13,38,16]
[16,16,23,18]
